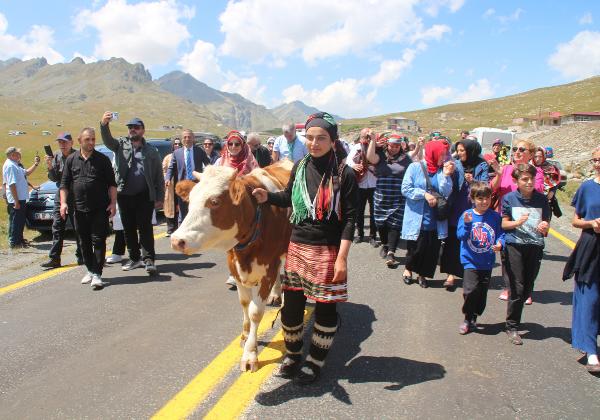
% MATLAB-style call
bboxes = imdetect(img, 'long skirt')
[405,230,442,278]
[283,241,347,303]
[439,226,464,278]
[572,280,600,355]
[374,176,405,230]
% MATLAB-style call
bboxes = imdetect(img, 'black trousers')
[112,230,126,256]
[49,201,81,261]
[406,230,442,278]
[166,216,178,234]
[462,269,491,320]
[378,226,401,253]
[177,196,189,224]
[117,191,155,262]
[356,187,376,239]
[74,209,109,275]
[281,289,338,364]
[504,243,543,330]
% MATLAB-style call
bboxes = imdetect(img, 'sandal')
[402,270,413,285]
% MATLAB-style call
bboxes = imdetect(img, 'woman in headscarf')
[216,131,259,290]
[252,112,358,384]
[401,140,455,288]
[533,146,562,220]
[440,138,489,290]
[366,132,413,267]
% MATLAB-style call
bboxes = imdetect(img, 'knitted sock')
[282,322,304,356]
[307,322,337,368]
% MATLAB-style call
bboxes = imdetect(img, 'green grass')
[556,180,582,207]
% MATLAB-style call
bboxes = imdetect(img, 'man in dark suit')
[165,129,210,222]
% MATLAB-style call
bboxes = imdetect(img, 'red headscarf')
[220,131,258,175]
[424,140,450,174]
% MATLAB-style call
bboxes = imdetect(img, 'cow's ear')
[175,180,196,202]
[192,171,202,182]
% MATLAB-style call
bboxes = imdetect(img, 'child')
[501,163,550,345]
[456,182,504,334]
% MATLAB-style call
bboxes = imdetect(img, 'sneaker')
[81,272,93,284]
[106,254,123,264]
[506,329,523,345]
[385,252,395,267]
[498,289,509,301]
[40,258,61,268]
[525,296,532,305]
[90,274,105,290]
[459,320,470,335]
[226,275,237,290]
[122,259,144,271]
[369,238,379,248]
[379,246,389,259]
[144,260,158,275]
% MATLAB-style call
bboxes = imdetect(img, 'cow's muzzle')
[171,237,187,253]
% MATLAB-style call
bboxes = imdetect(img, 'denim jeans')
[7,200,26,246]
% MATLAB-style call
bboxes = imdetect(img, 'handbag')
[420,162,448,221]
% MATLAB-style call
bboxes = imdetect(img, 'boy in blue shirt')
[501,163,550,345]
[457,182,504,335]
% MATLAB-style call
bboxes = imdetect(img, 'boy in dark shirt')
[457,182,504,334]
[501,164,550,345]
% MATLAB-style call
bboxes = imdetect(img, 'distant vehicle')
[25,139,172,232]
[469,127,515,154]
[295,123,306,137]
[42,131,51,136]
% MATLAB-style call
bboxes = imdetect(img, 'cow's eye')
[208,197,221,208]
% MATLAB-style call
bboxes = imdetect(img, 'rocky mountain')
[156,71,280,131]
[270,100,344,124]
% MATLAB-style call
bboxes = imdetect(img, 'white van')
[469,127,514,154]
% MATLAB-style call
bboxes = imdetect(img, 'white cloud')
[548,31,600,80]
[483,8,495,18]
[498,8,524,24]
[218,0,454,65]
[221,76,266,104]
[75,0,194,66]
[421,85,455,106]
[0,13,64,63]
[579,12,593,25]
[178,40,225,87]
[72,52,98,63]
[420,79,495,106]
[424,0,465,17]
[282,79,376,118]
[454,79,494,102]
[368,48,418,87]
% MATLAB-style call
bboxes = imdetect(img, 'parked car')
[25,139,172,232]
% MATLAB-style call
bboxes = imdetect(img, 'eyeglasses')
[512,146,527,153]
[203,143,213,147]
[173,143,182,147]
[591,158,600,164]
[228,142,242,147]
[128,125,142,130]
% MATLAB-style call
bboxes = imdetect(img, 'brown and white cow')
[170,161,293,372]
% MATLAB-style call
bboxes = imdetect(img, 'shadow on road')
[255,302,446,406]
[474,321,571,344]
[543,253,570,263]
[532,289,572,306]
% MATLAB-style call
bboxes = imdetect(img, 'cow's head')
[170,165,259,254]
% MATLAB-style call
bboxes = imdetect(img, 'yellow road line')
[0,232,167,297]
[548,228,576,250]
[204,308,314,420]
[152,308,283,420]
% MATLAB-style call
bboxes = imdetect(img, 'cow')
[170,161,293,372]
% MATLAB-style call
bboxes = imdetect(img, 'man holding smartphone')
[41,132,82,268]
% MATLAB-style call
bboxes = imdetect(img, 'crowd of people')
[2,111,600,380]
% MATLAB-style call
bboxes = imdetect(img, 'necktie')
[185,149,193,180]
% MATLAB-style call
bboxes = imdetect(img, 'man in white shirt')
[3,146,33,248]
[346,129,378,246]
[272,123,308,163]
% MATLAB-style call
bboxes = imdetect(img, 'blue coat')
[165,146,210,183]
[401,161,453,240]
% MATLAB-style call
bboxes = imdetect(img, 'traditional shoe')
[458,320,470,335]
[295,361,321,385]
[418,276,428,288]
[275,354,302,379]
[506,329,523,345]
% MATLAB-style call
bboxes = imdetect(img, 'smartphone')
[44,145,53,157]
[111,111,119,121]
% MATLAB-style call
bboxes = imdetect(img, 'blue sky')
[1,1,599,118]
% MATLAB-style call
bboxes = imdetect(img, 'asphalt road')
[1,222,599,419]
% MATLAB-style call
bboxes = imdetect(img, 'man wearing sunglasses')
[100,112,164,276]
[166,129,211,222]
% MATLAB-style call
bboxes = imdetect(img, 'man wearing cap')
[3,146,31,248]
[41,132,82,268]
[100,112,164,275]
[272,123,308,163]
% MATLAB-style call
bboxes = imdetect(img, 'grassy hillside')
[340,76,600,139]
